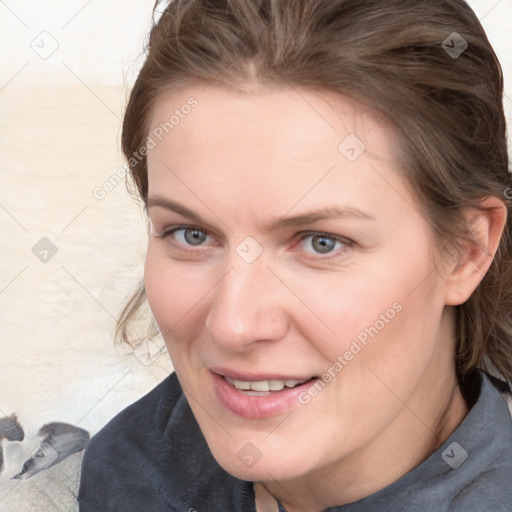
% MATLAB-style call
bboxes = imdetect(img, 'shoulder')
[365,371,512,512]
[86,371,181,451]
[78,372,185,511]
[447,374,512,512]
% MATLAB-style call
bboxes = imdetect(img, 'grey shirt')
[78,371,512,511]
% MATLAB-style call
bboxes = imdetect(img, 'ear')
[444,196,508,306]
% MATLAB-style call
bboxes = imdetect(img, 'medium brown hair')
[118,0,512,382]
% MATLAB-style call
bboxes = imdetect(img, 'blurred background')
[0,0,511,487]
[0,1,171,488]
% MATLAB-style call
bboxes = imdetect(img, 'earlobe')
[444,196,508,306]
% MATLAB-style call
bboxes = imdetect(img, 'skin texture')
[144,84,506,511]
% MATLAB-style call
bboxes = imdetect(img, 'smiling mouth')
[224,376,316,395]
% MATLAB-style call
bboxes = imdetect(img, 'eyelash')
[155,225,352,259]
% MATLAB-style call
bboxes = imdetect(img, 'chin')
[209,443,313,483]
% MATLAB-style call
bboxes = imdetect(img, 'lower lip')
[212,372,316,419]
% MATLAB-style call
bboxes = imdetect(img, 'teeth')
[269,379,285,391]
[226,377,308,392]
[250,380,270,392]
[233,379,250,390]
[284,379,303,388]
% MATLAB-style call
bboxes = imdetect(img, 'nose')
[204,258,289,352]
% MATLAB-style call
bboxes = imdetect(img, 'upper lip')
[210,367,316,382]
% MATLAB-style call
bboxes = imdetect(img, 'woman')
[78,0,512,510]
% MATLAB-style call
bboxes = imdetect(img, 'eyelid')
[298,230,352,245]
[155,225,213,242]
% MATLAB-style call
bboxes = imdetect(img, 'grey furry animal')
[12,422,89,480]
[0,414,25,472]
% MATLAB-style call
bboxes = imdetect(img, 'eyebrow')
[146,196,375,232]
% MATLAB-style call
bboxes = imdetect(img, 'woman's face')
[145,84,456,483]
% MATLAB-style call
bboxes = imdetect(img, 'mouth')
[211,370,318,418]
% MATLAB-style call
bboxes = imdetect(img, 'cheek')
[285,265,406,361]
[143,245,208,353]
[338,270,442,401]
[294,248,441,375]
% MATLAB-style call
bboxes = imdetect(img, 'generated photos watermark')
[441,441,468,469]
[237,441,263,468]
[30,31,59,60]
[32,237,59,263]
[93,97,198,201]
[298,301,403,405]
[442,32,468,59]
[236,236,264,264]
[338,133,366,162]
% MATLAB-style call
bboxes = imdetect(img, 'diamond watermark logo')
[442,32,468,59]
[30,31,59,60]
[338,134,366,162]
[442,441,468,469]
[32,237,58,263]
[237,442,262,468]
[236,236,263,264]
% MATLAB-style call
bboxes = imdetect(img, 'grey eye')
[183,228,207,246]
[311,235,336,253]
[300,234,344,255]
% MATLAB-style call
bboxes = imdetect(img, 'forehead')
[146,84,417,225]
[148,84,396,160]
